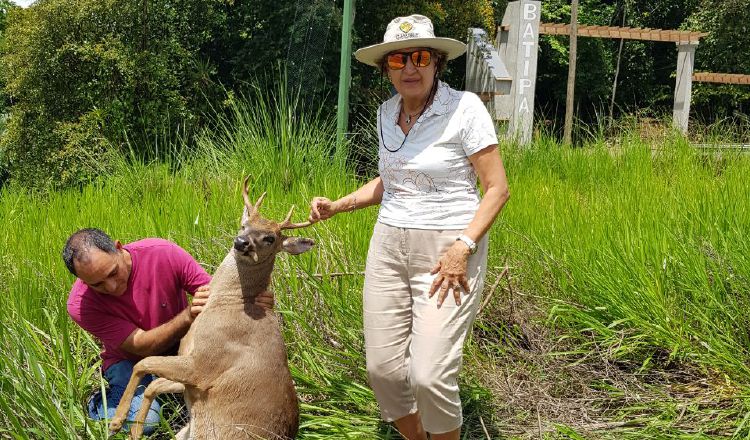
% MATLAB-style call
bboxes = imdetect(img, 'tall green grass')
[0,89,385,438]
[495,137,750,378]
[1,88,750,438]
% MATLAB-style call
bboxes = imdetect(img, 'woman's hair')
[379,49,449,76]
[433,51,448,74]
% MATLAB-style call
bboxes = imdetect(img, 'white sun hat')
[354,14,467,67]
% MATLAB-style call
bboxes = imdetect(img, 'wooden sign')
[498,0,541,144]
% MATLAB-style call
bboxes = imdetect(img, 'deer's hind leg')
[109,356,197,435]
[129,378,186,439]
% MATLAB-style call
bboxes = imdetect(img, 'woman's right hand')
[309,196,337,222]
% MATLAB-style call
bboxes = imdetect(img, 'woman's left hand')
[429,242,471,307]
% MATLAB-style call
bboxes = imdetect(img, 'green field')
[1,95,749,439]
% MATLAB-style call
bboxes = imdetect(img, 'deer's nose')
[234,236,250,251]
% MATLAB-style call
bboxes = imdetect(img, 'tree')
[0,0,15,39]
[531,0,713,128]
[0,0,225,188]
[686,0,750,118]
[0,0,19,185]
[0,0,17,113]
[206,0,342,105]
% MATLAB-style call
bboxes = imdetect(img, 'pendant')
[406,114,412,124]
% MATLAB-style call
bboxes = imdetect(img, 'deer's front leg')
[129,378,186,439]
[109,356,197,434]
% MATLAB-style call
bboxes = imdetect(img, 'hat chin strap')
[430,70,439,98]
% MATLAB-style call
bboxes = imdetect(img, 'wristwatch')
[456,234,477,254]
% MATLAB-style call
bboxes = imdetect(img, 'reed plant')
[1,88,749,438]
[496,140,750,377]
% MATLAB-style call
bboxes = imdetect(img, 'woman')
[309,14,510,440]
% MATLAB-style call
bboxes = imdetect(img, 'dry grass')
[468,266,748,439]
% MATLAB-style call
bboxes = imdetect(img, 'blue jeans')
[87,360,161,435]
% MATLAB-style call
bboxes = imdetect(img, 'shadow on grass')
[377,420,401,439]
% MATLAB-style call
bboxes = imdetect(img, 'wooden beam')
[539,23,707,43]
[693,72,750,85]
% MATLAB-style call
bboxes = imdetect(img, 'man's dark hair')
[62,228,118,276]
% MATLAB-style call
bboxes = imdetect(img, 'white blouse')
[376,81,498,229]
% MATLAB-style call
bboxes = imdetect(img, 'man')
[63,228,272,434]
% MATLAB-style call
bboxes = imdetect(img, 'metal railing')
[466,28,512,121]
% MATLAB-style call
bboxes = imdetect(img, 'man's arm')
[119,307,193,357]
[118,286,274,357]
[118,285,209,357]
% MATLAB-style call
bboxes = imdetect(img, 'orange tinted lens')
[387,53,407,70]
[411,50,432,67]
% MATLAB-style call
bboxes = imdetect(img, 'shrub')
[0,0,223,189]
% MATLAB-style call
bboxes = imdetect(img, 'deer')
[108,177,315,439]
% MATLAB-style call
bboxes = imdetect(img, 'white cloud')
[11,0,35,7]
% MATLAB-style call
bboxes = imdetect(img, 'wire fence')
[285,0,337,103]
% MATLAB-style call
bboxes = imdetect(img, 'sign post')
[475,2,707,141]
[336,0,355,146]
[499,0,541,145]
[466,28,512,120]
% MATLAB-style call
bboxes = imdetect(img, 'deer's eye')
[262,236,276,245]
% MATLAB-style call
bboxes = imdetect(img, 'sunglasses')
[386,50,433,70]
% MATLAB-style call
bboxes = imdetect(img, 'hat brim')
[354,38,466,67]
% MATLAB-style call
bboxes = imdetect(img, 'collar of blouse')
[382,80,454,126]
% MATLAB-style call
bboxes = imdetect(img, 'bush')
[0,0,223,189]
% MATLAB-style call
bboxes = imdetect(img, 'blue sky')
[11,0,34,7]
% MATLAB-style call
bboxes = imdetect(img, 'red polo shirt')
[67,238,212,371]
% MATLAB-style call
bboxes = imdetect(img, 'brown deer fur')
[108,177,314,439]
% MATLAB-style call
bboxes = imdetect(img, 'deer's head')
[233,177,315,263]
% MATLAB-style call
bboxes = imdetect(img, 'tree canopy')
[0,0,748,189]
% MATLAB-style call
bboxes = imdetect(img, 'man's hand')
[255,290,275,310]
[189,285,210,320]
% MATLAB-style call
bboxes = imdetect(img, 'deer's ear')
[281,237,315,255]
[241,206,250,224]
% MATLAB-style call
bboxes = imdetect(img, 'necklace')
[381,103,426,153]
[380,80,439,153]
[403,109,417,125]
[401,102,426,125]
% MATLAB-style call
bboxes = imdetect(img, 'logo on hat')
[399,22,413,33]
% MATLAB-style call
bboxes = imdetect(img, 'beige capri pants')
[363,222,489,434]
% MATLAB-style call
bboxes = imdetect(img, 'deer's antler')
[242,176,266,221]
[242,176,253,213]
[279,206,313,230]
